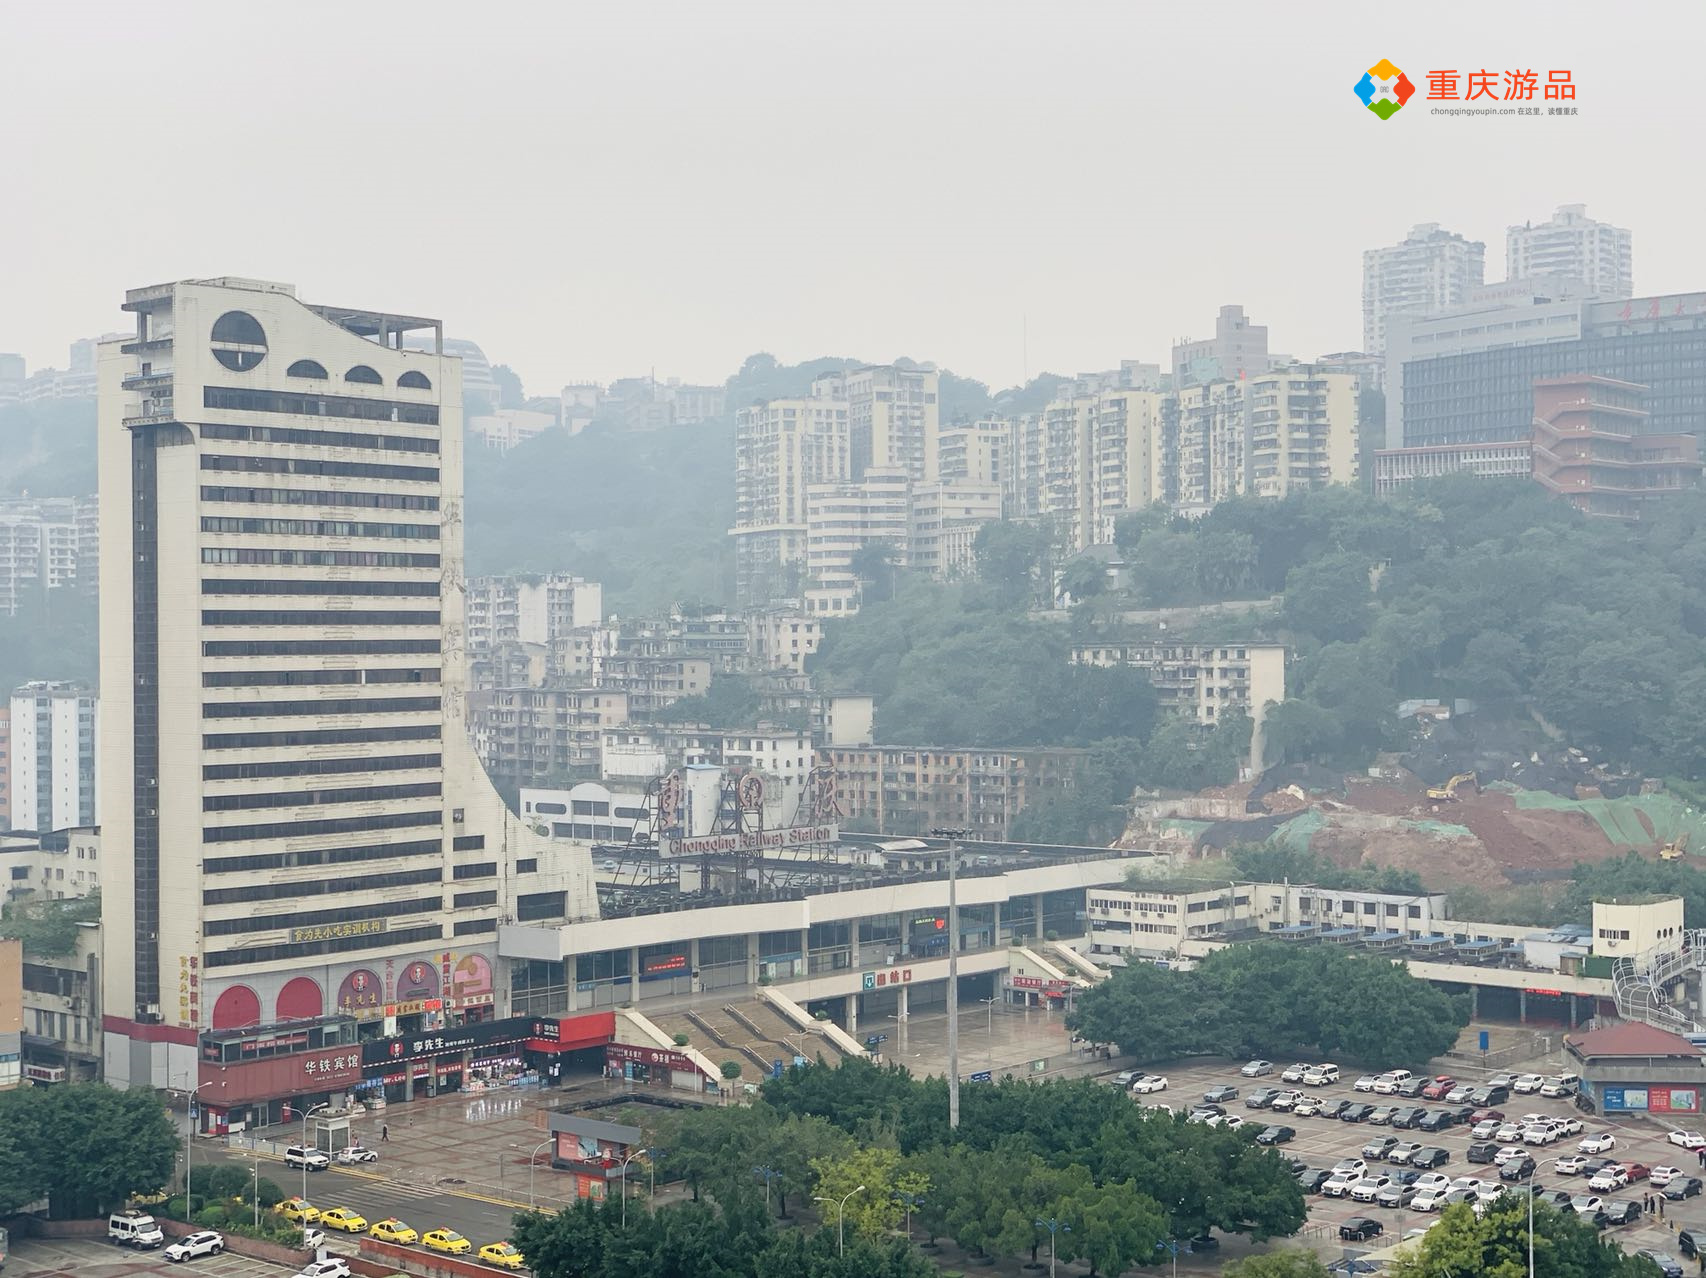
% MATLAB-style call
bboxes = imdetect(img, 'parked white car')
[1414,1173,1451,1193]
[1571,1194,1604,1216]
[1280,1063,1310,1083]
[1651,1165,1683,1188]
[1494,1146,1529,1166]
[1240,1060,1275,1077]
[1512,1074,1545,1094]
[1205,1113,1243,1129]
[1541,1074,1581,1098]
[1334,1158,1370,1175]
[1496,1122,1525,1142]
[295,1263,352,1278]
[1353,1074,1381,1093]
[1303,1064,1340,1086]
[1293,1096,1326,1117]
[1579,1132,1618,1154]
[1588,1165,1631,1191]
[1472,1119,1503,1140]
[1131,1075,1169,1094]
[1350,1175,1394,1202]
[1522,1124,1561,1145]
[1411,1188,1450,1212]
[165,1232,225,1263]
[1667,1130,1706,1150]
[1555,1155,1590,1176]
[335,1146,378,1165]
[1322,1171,1365,1198]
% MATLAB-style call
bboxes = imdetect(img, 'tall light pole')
[980,996,997,1068]
[298,1101,331,1239]
[1035,1217,1070,1278]
[184,1084,204,1202]
[649,1147,664,1200]
[896,1191,924,1241]
[618,1147,651,1229]
[1526,1167,1537,1278]
[931,827,965,1130]
[755,1165,781,1214]
[814,1184,865,1257]
[528,1139,552,1210]
[1156,1237,1180,1278]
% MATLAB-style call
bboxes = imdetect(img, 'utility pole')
[931,827,965,1130]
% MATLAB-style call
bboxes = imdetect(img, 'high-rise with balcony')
[936,418,1009,495]
[845,365,939,482]
[1362,222,1485,356]
[98,277,598,1092]
[1090,391,1170,541]
[731,377,848,603]
[1244,367,1359,498]
[1507,205,1633,300]
[9,681,97,833]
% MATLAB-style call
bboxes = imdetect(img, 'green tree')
[7,1083,178,1217]
[809,1145,908,1244]
[1386,1197,1659,1278]
[973,522,1046,604]
[1282,550,1373,642]
[849,542,900,605]
[1059,1178,1168,1277]
[1224,1250,1333,1278]
[491,363,526,408]
[1059,555,1107,601]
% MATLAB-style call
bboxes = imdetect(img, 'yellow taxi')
[423,1229,472,1255]
[319,1208,369,1233]
[370,1219,419,1245]
[275,1198,320,1224]
[478,1243,526,1270]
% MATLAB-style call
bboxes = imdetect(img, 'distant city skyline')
[3,0,1696,396]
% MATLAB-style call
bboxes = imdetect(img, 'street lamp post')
[755,1165,781,1213]
[1035,1217,1071,1278]
[649,1147,664,1200]
[184,1084,204,1201]
[1156,1237,1181,1278]
[528,1139,552,1210]
[930,827,965,1130]
[896,1191,924,1241]
[618,1147,652,1229]
[980,996,997,1068]
[814,1184,865,1257]
[298,1102,331,1241]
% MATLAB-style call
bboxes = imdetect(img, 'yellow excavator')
[1426,772,1478,802]
[1660,832,1691,861]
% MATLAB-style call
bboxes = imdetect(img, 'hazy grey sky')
[3,0,1699,395]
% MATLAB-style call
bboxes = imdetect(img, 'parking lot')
[9,1237,289,1278]
[1115,1058,1706,1261]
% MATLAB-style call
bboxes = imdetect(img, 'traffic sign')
[969,1071,992,1083]
[772,1059,784,1079]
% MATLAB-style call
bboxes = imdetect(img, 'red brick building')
[1532,374,1702,519]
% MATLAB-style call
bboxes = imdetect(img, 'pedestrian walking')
[1659,1196,1667,1220]
[381,1123,389,1142]
[1698,1146,1705,1168]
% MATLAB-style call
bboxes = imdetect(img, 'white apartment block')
[1039,397,1095,553]
[1507,205,1632,300]
[0,496,99,615]
[1372,440,1535,496]
[468,686,631,784]
[99,277,599,1090]
[908,481,1002,580]
[466,407,558,453]
[1174,380,1248,515]
[1172,305,1273,388]
[804,467,910,614]
[747,611,822,674]
[1091,391,1169,535]
[10,681,98,833]
[465,573,602,655]
[1361,222,1486,356]
[520,783,650,846]
[936,419,1009,493]
[1070,641,1285,770]
[0,825,101,902]
[0,353,24,405]
[1245,367,1359,498]
[845,365,939,482]
[732,377,849,604]
[1085,880,1449,960]
[1006,414,1045,522]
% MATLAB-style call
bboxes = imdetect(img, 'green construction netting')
[1494,786,1706,851]
[1270,808,1327,853]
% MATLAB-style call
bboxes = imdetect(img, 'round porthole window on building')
[210,311,267,371]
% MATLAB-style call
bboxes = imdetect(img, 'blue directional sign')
[969,1071,993,1083]
[1479,1030,1490,1051]
[772,1059,784,1079]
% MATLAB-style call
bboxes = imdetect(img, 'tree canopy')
[0,1082,177,1216]
[1386,1198,1661,1278]
[1068,942,1471,1069]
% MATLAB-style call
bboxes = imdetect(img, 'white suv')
[285,1145,331,1171]
[165,1232,225,1263]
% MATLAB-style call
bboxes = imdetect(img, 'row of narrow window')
[285,358,432,390]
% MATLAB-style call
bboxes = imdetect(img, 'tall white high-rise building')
[98,277,597,1093]
[1361,222,1486,356]
[845,365,939,482]
[9,680,97,833]
[1506,204,1633,300]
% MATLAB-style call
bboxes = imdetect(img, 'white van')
[1372,1069,1414,1095]
[109,1211,165,1249]
[1541,1074,1581,1098]
[1303,1064,1340,1087]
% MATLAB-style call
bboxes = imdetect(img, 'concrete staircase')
[1048,941,1110,982]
